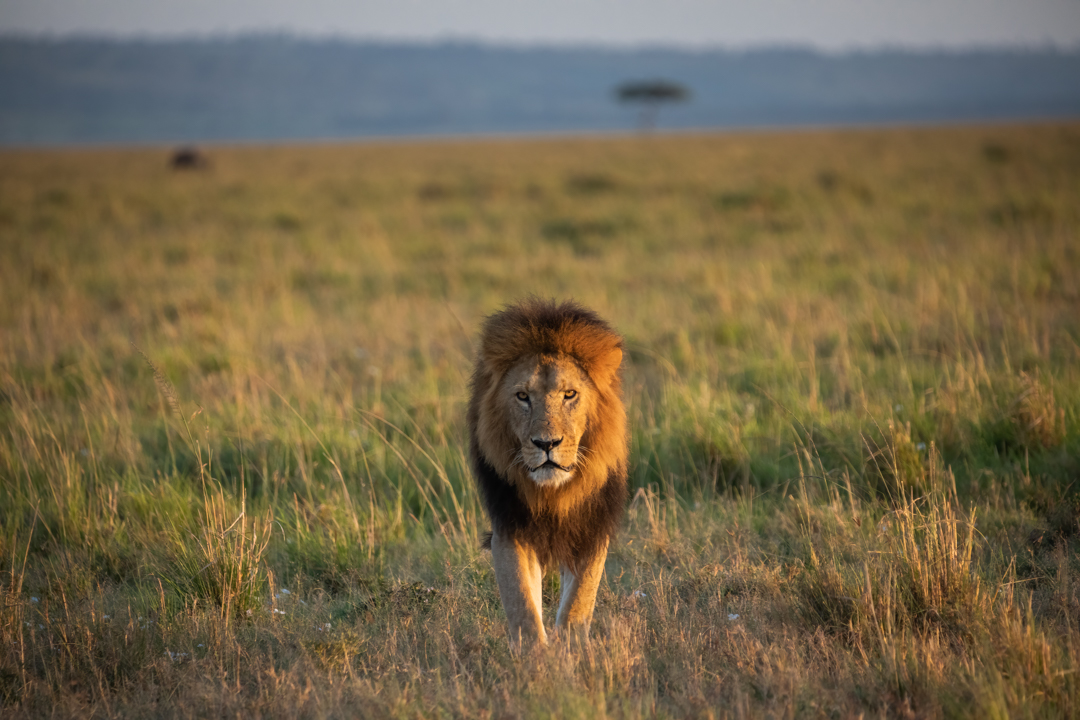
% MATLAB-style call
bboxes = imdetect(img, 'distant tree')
[616,80,690,132]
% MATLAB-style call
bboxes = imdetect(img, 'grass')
[1,123,1079,717]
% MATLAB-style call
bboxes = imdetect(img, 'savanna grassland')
[2,124,1080,718]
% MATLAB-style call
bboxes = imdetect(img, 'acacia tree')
[616,80,690,132]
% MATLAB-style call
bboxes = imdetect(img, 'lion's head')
[468,299,627,517]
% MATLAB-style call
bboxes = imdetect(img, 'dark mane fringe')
[472,450,626,573]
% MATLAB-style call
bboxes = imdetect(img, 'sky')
[2,0,1079,51]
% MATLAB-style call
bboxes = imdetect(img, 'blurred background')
[2,0,1079,144]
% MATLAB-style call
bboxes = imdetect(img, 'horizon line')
[3,30,1079,56]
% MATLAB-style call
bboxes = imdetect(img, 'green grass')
[1,124,1079,717]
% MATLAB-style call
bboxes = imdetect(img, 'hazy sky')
[3,0,1079,50]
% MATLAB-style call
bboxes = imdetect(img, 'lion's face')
[503,355,594,488]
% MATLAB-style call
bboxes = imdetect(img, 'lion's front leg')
[555,539,608,636]
[490,530,547,647]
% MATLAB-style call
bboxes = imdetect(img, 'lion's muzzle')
[526,435,576,484]
[526,449,576,486]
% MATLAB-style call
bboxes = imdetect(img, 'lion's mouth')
[531,459,574,473]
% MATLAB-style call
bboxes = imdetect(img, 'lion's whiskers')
[511,449,531,472]
[573,445,592,468]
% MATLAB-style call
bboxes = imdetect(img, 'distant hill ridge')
[1,36,1079,145]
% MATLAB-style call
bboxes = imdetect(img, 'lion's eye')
[564,390,577,400]
[516,392,529,402]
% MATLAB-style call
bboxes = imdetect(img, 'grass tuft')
[160,485,272,620]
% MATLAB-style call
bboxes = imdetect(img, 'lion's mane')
[467,298,628,572]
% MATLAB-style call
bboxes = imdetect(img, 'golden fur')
[467,298,628,644]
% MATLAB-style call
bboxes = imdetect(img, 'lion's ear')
[590,346,623,390]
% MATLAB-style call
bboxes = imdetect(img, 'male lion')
[467,299,628,646]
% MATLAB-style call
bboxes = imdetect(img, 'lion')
[467,298,628,646]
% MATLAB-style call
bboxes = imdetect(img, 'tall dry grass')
[1,124,1078,716]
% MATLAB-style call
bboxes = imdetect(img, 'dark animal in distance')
[170,147,209,170]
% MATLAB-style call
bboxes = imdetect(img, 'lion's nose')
[532,438,562,453]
